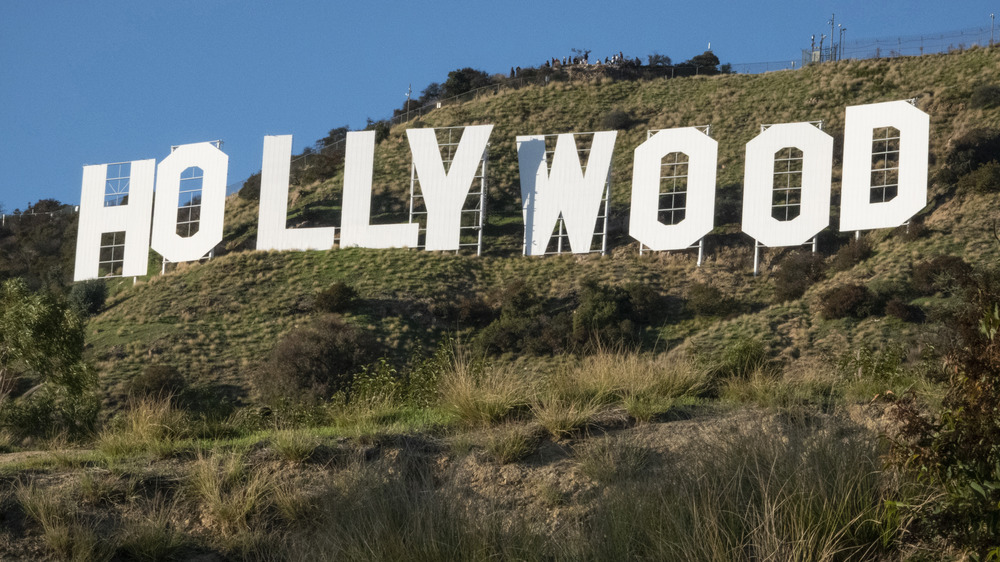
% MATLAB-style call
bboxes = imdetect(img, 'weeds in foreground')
[16,481,112,561]
[439,352,531,426]
[575,434,651,484]
[97,396,188,459]
[186,451,274,539]
[485,424,538,464]
[532,397,601,439]
[271,428,319,463]
[117,494,187,561]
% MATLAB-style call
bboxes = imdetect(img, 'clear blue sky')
[1,0,997,210]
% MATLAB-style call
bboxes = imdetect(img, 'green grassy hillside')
[5,46,1000,561]
[88,46,1000,407]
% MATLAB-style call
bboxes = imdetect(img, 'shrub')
[238,172,261,200]
[912,255,972,296]
[429,294,492,326]
[601,109,633,130]
[892,265,1000,553]
[0,279,97,439]
[685,283,730,316]
[956,160,1000,194]
[624,282,669,324]
[703,336,772,380]
[946,128,1000,175]
[314,282,358,313]
[970,83,1000,109]
[885,298,925,322]
[773,251,826,301]
[572,280,634,346]
[252,314,377,407]
[477,281,571,354]
[820,283,875,319]
[831,237,873,271]
[127,365,187,398]
[68,279,107,315]
[896,214,927,241]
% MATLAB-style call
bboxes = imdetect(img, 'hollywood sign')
[73,100,928,281]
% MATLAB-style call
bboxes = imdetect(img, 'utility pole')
[839,25,847,60]
[829,13,836,60]
[405,84,412,122]
[991,13,995,46]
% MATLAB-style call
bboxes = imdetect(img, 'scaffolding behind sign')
[408,126,488,255]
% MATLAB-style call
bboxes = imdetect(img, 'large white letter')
[339,130,419,248]
[406,125,493,251]
[151,142,228,263]
[840,100,929,232]
[742,123,832,247]
[630,128,717,250]
[517,131,617,255]
[256,135,336,251]
[73,160,155,281]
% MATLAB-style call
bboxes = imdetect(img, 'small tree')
[0,279,97,437]
[442,68,491,98]
[647,52,672,67]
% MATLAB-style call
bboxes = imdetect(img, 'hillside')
[88,46,1000,404]
[3,46,1000,560]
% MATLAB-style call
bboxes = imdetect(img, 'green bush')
[238,172,261,200]
[885,298,924,323]
[820,284,876,319]
[892,265,1000,554]
[831,237,873,271]
[956,160,1000,194]
[946,128,1000,175]
[252,314,377,408]
[314,282,358,313]
[624,282,669,324]
[701,336,772,381]
[0,279,97,440]
[773,252,826,302]
[572,280,634,346]
[127,365,187,398]
[601,109,633,130]
[68,279,108,316]
[970,83,1000,109]
[685,283,730,317]
[912,255,972,296]
[477,281,573,355]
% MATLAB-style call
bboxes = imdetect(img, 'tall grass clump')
[116,494,187,561]
[97,396,188,459]
[485,424,538,464]
[438,350,531,426]
[271,427,320,463]
[575,434,652,484]
[186,451,275,540]
[545,349,709,422]
[578,416,911,561]
[16,481,111,561]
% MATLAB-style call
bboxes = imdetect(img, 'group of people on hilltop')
[509,51,643,78]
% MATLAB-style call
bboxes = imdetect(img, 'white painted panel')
[742,123,832,247]
[151,142,228,263]
[256,135,336,251]
[516,131,617,255]
[407,125,493,251]
[339,130,419,249]
[840,100,929,232]
[630,128,717,250]
[73,159,155,281]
